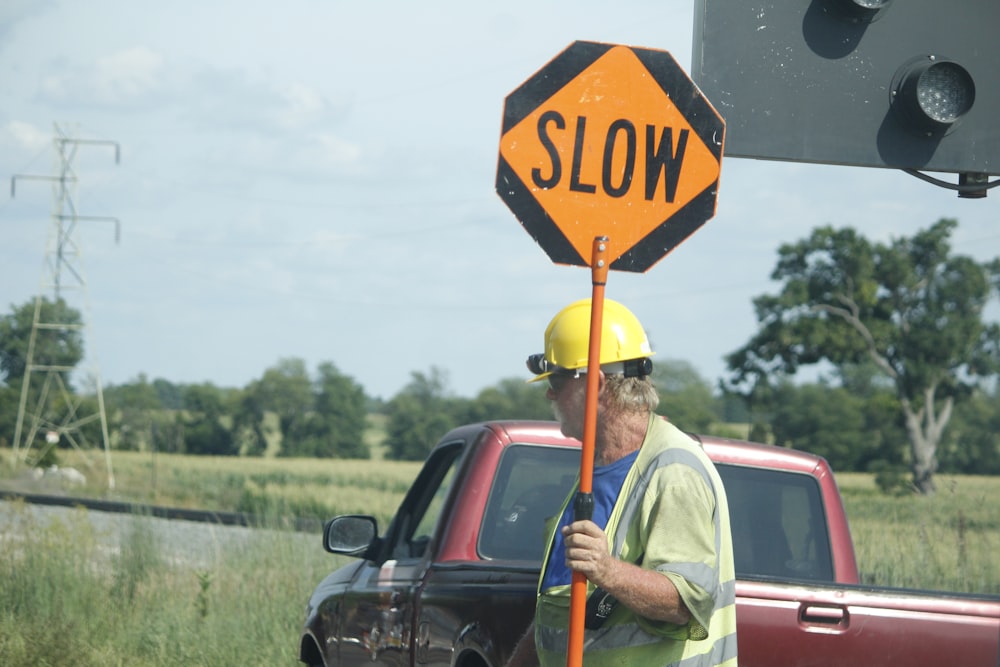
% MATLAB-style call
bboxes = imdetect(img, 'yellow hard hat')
[526,298,654,383]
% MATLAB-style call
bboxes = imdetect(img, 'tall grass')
[836,473,1000,595]
[0,499,344,666]
[0,449,997,665]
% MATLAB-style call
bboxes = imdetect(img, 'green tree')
[105,375,187,454]
[726,219,1000,493]
[0,297,93,461]
[652,359,718,433]
[0,385,17,448]
[235,358,313,456]
[292,362,369,459]
[765,380,904,472]
[151,378,184,410]
[384,367,459,461]
[181,382,235,455]
[939,387,1000,475]
[105,374,162,451]
[0,297,83,387]
[459,377,553,423]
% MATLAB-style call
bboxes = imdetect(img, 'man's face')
[547,372,587,440]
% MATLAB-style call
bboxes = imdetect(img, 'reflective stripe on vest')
[611,447,733,611]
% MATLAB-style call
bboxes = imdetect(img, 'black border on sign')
[496,156,586,266]
[500,41,614,135]
[497,40,611,268]
[631,46,725,163]
[611,183,718,273]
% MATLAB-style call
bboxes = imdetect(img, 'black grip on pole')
[574,491,594,522]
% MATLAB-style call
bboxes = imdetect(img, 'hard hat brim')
[526,371,553,384]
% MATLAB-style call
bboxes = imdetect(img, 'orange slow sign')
[496,41,725,273]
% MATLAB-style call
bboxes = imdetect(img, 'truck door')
[338,441,465,667]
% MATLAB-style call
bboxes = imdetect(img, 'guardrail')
[0,489,323,533]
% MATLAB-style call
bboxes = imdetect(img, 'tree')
[726,219,1000,494]
[0,297,91,462]
[235,358,313,456]
[181,382,236,455]
[939,387,1000,475]
[764,379,904,473]
[293,362,369,459]
[0,385,19,448]
[152,378,184,410]
[652,359,718,433]
[105,374,162,451]
[384,367,460,461]
[0,297,84,387]
[459,377,553,423]
[103,374,187,453]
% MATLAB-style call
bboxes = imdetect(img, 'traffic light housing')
[692,0,998,193]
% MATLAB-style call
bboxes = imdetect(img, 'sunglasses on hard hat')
[527,353,583,392]
[547,369,583,393]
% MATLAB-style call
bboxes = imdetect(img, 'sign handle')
[567,236,610,667]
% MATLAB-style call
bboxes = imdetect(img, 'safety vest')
[534,415,738,667]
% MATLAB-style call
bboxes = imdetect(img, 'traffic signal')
[692,0,998,196]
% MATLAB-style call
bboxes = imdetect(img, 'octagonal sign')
[497,41,725,273]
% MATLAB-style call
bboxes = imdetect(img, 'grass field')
[836,472,999,593]
[0,447,997,666]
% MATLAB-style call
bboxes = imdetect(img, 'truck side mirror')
[323,515,378,557]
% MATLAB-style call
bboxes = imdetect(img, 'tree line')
[2,219,999,493]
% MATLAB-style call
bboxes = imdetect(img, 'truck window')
[412,463,458,544]
[479,444,579,561]
[718,463,834,582]
[387,441,465,561]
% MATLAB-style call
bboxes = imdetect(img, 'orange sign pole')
[567,236,610,667]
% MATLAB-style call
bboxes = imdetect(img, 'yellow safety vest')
[534,416,738,667]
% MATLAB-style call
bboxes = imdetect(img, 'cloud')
[4,120,50,152]
[311,132,364,168]
[277,82,330,129]
[37,46,166,109]
[0,0,52,47]
[182,65,350,134]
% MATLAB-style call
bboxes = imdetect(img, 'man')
[507,298,737,667]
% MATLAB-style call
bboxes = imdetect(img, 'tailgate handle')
[800,604,847,625]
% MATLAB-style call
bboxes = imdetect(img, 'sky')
[0,0,997,402]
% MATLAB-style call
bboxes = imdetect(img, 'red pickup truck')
[298,420,1000,667]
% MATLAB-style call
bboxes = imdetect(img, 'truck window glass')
[412,463,458,543]
[718,463,834,582]
[388,441,465,561]
[479,444,579,561]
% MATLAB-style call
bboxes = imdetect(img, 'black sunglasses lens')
[547,372,575,392]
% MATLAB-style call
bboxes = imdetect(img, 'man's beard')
[552,401,583,441]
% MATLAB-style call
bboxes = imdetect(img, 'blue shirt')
[540,450,639,590]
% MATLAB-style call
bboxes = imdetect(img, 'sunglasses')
[547,370,583,393]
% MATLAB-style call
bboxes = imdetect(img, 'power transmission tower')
[10,122,121,489]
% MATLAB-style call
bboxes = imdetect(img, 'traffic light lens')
[892,56,976,133]
[916,62,975,123]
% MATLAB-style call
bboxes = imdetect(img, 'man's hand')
[562,520,615,587]
[561,519,692,625]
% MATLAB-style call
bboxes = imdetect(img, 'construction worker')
[506,298,737,667]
